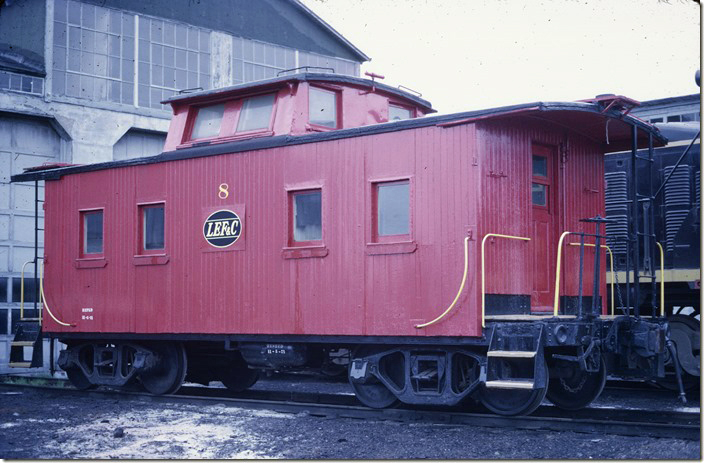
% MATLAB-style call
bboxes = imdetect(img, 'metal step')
[8,362,32,368]
[411,368,438,381]
[11,341,35,347]
[487,350,536,358]
[485,380,535,389]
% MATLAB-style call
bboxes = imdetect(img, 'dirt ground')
[0,379,700,460]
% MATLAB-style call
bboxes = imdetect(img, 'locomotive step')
[11,341,35,347]
[8,362,32,368]
[487,350,536,358]
[411,368,438,380]
[485,380,535,389]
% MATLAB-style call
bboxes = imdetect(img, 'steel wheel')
[66,367,95,390]
[139,342,187,395]
[350,378,399,409]
[478,358,548,416]
[547,356,606,410]
[349,347,399,409]
[478,385,547,416]
[657,315,700,391]
[219,352,259,392]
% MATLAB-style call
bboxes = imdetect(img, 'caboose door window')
[531,145,558,312]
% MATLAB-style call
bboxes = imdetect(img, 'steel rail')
[0,380,698,441]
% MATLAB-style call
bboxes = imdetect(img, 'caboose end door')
[530,144,559,312]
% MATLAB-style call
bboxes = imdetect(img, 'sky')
[301,0,701,115]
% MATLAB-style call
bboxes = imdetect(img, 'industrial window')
[389,104,412,121]
[309,87,338,128]
[81,210,104,255]
[11,278,38,303]
[140,204,165,251]
[291,190,322,243]
[375,180,410,237]
[231,38,359,85]
[236,93,276,132]
[190,103,225,140]
[681,112,700,122]
[52,0,211,109]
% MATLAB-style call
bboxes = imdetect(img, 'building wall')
[631,94,700,123]
[0,0,364,373]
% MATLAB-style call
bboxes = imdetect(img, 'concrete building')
[0,0,367,373]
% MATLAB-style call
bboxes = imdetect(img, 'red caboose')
[12,73,671,415]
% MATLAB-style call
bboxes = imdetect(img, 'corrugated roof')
[162,72,434,112]
[12,100,667,182]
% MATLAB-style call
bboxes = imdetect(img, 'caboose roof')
[161,72,435,113]
[12,99,667,183]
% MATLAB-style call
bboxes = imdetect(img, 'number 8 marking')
[218,183,229,200]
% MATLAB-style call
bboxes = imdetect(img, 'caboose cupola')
[161,71,435,151]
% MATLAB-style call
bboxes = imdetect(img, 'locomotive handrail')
[655,242,665,317]
[568,243,615,315]
[414,236,470,329]
[553,231,576,316]
[19,260,41,322]
[480,233,531,328]
[39,261,75,327]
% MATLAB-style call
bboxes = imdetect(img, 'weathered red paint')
[37,77,658,339]
[163,79,433,152]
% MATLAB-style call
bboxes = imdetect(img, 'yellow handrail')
[19,260,34,321]
[568,243,614,315]
[655,242,665,317]
[39,261,74,327]
[553,231,575,316]
[481,233,531,328]
[415,236,469,329]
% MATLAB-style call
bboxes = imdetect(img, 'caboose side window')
[141,204,165,252]
[291,190,322,243]
[309,87,338,128]
[389,104,413,121]
[375,180,410,237]
[81,210,104,255]
[236,94,276,132]
[190,103,225,140]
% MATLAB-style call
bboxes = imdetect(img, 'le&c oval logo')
[203,210,242,248]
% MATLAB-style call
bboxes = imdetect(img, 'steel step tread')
[11,341,35,347]
[8,362,32,368]
[487,350,536,358]
[485,380,535,389]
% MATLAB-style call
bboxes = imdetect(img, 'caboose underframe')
[52,311,668,413]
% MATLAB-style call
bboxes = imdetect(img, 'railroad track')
[0,375,699,440]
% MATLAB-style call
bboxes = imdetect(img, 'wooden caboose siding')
[477,118,606,310]
[44,123,483,338]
